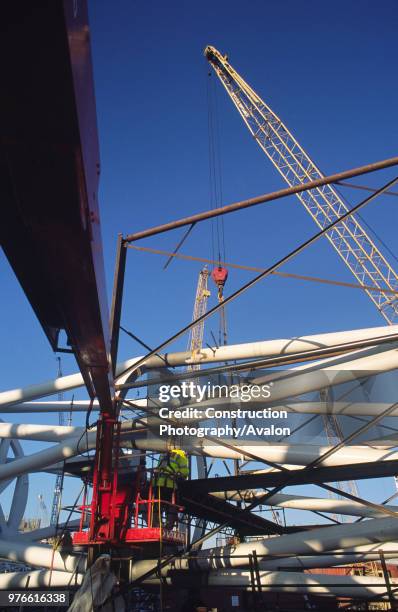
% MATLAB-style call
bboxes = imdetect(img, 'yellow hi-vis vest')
[153,452,189,489]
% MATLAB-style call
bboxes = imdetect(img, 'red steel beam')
[0,1,117,546]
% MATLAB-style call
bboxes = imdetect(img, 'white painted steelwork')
[206,569,398,597]
[0,570,82,589]
[195,516,398,569]
[0,538,85,573]
[1,325,396,407]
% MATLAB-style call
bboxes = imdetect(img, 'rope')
[207,69,225,263]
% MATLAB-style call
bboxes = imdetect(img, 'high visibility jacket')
[153,452,189,489]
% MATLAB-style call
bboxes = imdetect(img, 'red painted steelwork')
[212,266,229,287]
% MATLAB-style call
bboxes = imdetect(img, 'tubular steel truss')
[205,46,398,324]
[187,268,211,370]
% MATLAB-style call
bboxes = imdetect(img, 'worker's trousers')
[152,486,178,530]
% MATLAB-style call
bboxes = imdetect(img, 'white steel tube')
[143,400,398,423]
[0,419,139,443]
[6,423,398,473]
[19,519,84,541]
[0,399,146,413]
[258,544,398,570]
[195,516,398,569]
[134,436,398,467]
[0,570,83,589]
[0,539,86,573]
[141,345,398,418]
[1,420,397,482]
[252,345,398,405]
[4,428,386,472]
[1,325,396,407]
[0,401,101,413]
[262,402,398,417]
[0,433,96,481]
[0,356,141,407]
[206,569,398,597]
[0,423,84,443]
[121,324,398,372]
[130,558,398,596]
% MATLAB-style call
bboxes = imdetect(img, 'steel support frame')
[110,234,128,373]
[125,156,398,243]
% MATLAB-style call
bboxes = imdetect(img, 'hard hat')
[171,448,187,457]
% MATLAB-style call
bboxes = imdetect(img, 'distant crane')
[37,494,49,528]
[205,45,398,506]
[50,357,71,527]
[186,268,211,369]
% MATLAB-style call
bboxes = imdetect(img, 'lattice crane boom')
[50,357,66,527]
[187,267,211,371]
[205,45,398,324]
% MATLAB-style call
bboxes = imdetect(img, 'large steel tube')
[4,431,395,481]
[260,402,398,417]
[130,558,398,597]
[0,399,146,413]
[0,357,138,407]
[119,324,398,374]
[24,557,390,598]
[251,345,398,406]
[0,419,144,444]
[136,343,398,419]
[134,437,398,467]
[194,516,398,569]
[19,519,83,541]
[0,423,83,443]
[0,539,86,573]
[0,401,101,413]
[0,372,93,409]
[0,434,96,481]
[258,544,398,570]
[1,325,395,407]
[130,542,398,576]
[148,400,398,422]
[0,570,83,589]
[206,569,398,597]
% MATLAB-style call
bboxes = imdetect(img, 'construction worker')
[152,448,188,529]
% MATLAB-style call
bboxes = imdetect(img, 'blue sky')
[0,0,397,520]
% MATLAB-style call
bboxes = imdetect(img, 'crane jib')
[205,45,398,324]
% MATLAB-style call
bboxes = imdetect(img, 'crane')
[204,45,398,512]
[37,494,49,528]
[186,269,211,542]
[50,357,71,527]
[186,268,211,369]
[204,46,398,325]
